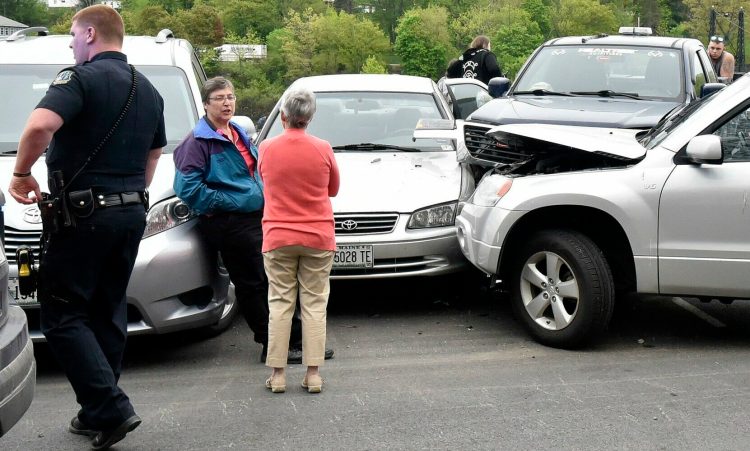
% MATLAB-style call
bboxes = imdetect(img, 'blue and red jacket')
[173,116,263,215]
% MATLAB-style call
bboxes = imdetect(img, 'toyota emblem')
[341,219,358,230]
[22,205,43,224]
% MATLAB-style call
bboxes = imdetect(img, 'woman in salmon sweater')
[259,87,340,393]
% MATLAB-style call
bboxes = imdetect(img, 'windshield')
[0,64,198,153]
[642,94,717,149]
[514,46,684,101]
[265,91,453,151]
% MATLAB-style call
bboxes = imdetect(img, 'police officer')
[8,5,165,449]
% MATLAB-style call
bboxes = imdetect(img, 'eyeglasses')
[710,35,724,43]
[208,94,236,102]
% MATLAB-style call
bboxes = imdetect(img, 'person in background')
[447,35,502,84]
[708,35,736,80]
[8,5,163,449]
[259,87,340,394]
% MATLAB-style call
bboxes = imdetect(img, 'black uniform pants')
[39,205,145,431]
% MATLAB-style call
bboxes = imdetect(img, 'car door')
[443,80,492,119]
[658,103,750,298]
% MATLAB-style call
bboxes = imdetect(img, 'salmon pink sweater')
[258,128,340,252]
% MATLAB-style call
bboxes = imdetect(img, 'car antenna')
[582,33,608,44]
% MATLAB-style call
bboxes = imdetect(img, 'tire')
[203,282,239,336]
[510,229,615,349]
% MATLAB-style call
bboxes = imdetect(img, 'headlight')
[143,197,196,238]
[470,175,513,207]
[407,201,457,229]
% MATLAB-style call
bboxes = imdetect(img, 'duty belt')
[95,192,146,208]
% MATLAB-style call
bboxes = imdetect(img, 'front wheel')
[510,229,615,349]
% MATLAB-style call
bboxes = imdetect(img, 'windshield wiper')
[1,149,18,155]
[571,90,642,100]
[332,143,420,152]
[514,89,575,97]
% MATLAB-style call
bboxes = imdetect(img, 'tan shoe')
[265,373,286,393]
[301,374,323,393]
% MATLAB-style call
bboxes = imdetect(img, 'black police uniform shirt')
[37,51,167,194]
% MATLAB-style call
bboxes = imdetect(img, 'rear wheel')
[510,229,615,348]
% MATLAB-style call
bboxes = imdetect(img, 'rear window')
[515,46,684,101]
[0,64,198,153]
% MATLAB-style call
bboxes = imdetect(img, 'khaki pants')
[264,245,334,367]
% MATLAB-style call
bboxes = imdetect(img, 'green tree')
[394,5,453,79]
[361,55,387,73]
[0,0,48,27]
[368,0,418,43]
[215,0,281,39]
[121,5,173,36]
[172,3,224,47]
[551,0,618,36]
[451,4,544,78]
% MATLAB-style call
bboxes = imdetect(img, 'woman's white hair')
[281,87,316,129]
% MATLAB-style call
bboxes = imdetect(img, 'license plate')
[8,277,39,306]
[333,245,373,269]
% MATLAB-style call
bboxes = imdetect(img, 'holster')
[39,192,75,235]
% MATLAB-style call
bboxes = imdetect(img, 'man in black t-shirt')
[8,5,165,450]
[447,35,503,84]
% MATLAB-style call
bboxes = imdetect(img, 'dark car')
[462,27,723,168]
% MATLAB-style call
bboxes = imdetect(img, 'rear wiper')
[332,143,420,152]
[514,89,575,97]
[571,90,642,100]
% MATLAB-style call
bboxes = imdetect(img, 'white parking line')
[672,297,726,328]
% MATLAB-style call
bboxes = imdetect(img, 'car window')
[514,46,684,100]
[0,64,197,153]
[265,91,453,151]
[713,105,750,162]
[447,83,492,119]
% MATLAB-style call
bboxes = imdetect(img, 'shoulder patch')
[52,70,75,85]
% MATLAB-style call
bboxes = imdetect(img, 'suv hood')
[0,155,178,231]
[483,123,646,175]
[331,152,460,212]
[471,96,680,129]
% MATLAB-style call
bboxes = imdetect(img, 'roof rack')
[155,29,174,44]
[6,27,49,42]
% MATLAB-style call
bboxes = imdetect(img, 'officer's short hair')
[280,88,316,129]
[72,5,124,46]
[202,77,234,104]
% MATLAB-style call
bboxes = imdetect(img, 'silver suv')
[457,74,750,348]
[0,28,236,340]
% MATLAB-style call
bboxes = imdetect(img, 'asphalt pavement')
[4,275,750,450]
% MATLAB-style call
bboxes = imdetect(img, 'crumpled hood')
[487,124,646,160]
[0,155,177,231]
[470,96,680,129]
[332,152,460,213]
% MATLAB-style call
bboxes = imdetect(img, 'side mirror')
[231,115,255,136]
[700,82,725,98]
[684,134,723,164]
[487,77,511,98]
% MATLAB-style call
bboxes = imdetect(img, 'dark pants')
[39,205,145,431]
[199,211,302,347]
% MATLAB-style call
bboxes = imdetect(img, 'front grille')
[464,124,530,165]
[335,213,398,235]
[4,227,43,264]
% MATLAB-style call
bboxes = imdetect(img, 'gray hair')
[201,76,234,104]
[281,88,316,129]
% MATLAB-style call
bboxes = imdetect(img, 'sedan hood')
[0,155,177,231]
[470,96,680,129]
[332,152,460,213]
